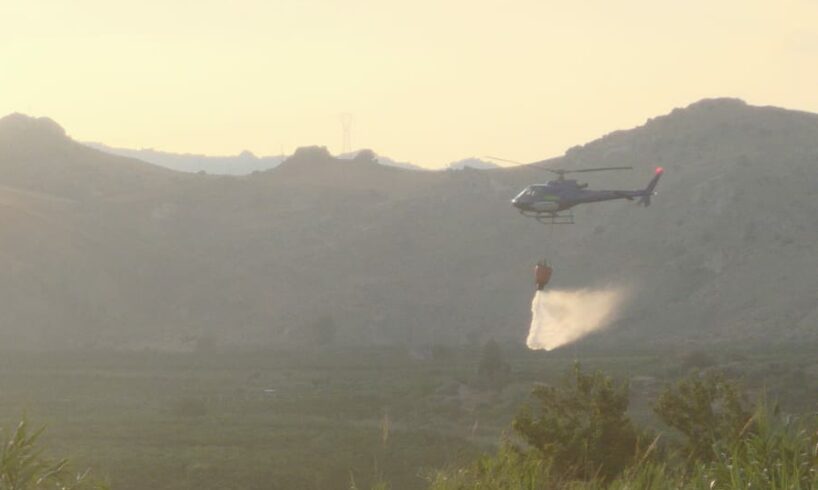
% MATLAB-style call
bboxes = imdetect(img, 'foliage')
[512,363,638,482]
[654,370,752,463]
[171,397,208,418]
[4,347,818,489]
[349,472,391,490]
[689,403,818,489]
[432,363,818,490]
[0,419,104,490]
[428,444,550,490]
[679,351,717,371]
[476,340,510,389]
[477,340,508,378]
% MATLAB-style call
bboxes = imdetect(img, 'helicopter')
[492,157,664,224]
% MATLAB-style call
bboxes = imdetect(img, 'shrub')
[512,363,639,482]
[654,371,751,464]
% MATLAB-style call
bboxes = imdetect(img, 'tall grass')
[689,403,818,489]
[0,419,104,490]
[428,444,551,490]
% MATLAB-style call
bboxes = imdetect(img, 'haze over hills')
[0,98,816,350]
[84,142,288,175]
[86,142,499,174]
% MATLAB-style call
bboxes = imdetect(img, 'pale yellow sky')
[2,0,817,167]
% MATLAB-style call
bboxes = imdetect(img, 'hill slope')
[0,99,816,349]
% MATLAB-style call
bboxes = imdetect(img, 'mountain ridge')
[0,98,816,350]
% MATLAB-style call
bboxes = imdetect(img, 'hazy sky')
[2,0,817,167]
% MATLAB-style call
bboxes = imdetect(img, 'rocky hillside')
[0,99,816,350]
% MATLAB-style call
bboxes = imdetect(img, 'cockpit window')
[514,187,534,200]
[515,185,553,200]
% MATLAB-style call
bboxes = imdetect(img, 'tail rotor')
[638,167,664,206]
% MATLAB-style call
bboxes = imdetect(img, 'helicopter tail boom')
[637,167,664,206]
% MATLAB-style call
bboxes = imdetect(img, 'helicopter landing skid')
[522,211,575,225]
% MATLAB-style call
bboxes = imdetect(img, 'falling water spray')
[526,287,627,351]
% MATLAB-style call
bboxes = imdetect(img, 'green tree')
[512,362,638,482]
[679,350,717,371]
[653,370,752,464]
[171,397,208,418]
[477,339,509,378]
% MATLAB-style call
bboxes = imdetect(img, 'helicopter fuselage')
[511,179,646,213]
[504,163,663,223]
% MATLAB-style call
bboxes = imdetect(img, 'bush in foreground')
[429,366,818,490]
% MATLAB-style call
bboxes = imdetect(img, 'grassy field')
[1,344,816,489]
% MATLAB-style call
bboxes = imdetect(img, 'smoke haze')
[526,288,627,351]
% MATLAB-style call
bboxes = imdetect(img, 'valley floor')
[0,344,816,489]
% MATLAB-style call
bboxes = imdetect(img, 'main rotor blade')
[528,164,562,174]
[484,157,631,175]
[485,156,554,168]
[484,156,524,165]
[567,166,633,173]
